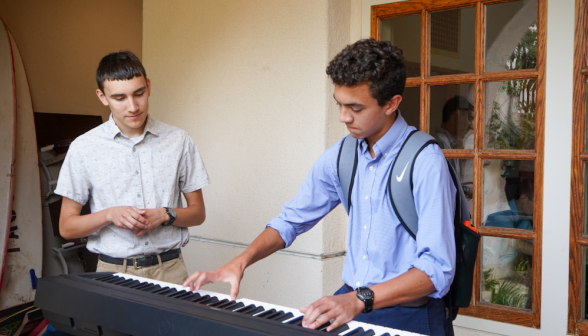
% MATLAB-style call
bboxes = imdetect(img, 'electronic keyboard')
[35,272,423,336]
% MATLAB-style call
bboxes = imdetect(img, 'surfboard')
[0,27,43,309]
[0,21,17,294]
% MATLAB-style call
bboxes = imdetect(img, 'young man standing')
[184,39,456,335]
[56,51,210,285]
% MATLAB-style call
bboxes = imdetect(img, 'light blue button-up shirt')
[267,112,456,298]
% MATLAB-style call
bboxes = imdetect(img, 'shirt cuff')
[266,217,297,249]
[411,254,453,299]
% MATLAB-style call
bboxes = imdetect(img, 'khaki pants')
[96,253,189,285]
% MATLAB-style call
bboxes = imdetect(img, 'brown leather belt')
[345,284,429,308]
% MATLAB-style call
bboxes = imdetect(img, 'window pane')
[482,159,534,230]
[484,79,536,150]
[429,84,475,149]
[481,236,532,309]
[399,86,420,129]
[485,0,537,72]
[380,14,421,77]
[430,7,476,76]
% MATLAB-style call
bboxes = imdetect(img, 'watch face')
[168,207,177,219]
[358,287,374,300]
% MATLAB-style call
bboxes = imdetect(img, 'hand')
[183,259,246,300]
[134,208,170,237]
[299,292,364,332]
[107,206,148,232]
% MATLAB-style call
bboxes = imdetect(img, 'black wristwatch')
[161,207,176,227]
[356,287,374,313]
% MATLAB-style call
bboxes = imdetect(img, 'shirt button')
[384,152,388,156]
[356,282,361,287]
[363,255,367,260]
[365,196,369,200]
[133,147,136,152]
[145,241,149,245]
[369,166,373,170]
[364,225,367,230]
[137,194,141,198]
[135,171,139,175]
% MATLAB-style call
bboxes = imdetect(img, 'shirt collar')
[358,110,408,157]
[104,114,160,139]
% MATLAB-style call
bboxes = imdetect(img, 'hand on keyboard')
[299,291,364,332]
[183,259,245,300]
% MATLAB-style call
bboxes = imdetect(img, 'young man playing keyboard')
[55,51,209,285]
[184,39,456,336]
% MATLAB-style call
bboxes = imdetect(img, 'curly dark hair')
[326,39,406,106]
[96,50,146,93]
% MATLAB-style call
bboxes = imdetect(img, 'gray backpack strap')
[388,131,437,239]
[337,134,358,214]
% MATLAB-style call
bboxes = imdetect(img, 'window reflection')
[399,86,421,129]
[481,236,532,309]
[430,7,476,75]
[430,84,475,150]
[484,79,536,150]
[485,0,537,72]
[483,160,534,230]
[380,14,421,77]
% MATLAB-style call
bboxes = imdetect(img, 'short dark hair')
[442,95,470,124]
[96,51,146,93]
[326,39,406,106]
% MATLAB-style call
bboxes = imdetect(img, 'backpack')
[337,130,480,320]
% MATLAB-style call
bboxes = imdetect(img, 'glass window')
[481,236,533,309]
[380,14,421,77]
[400,86,421,129]
[484,79,536,150]
[485,0,538,72]
[482,159,534,230]
[429,84,475,150]
[430,7,476,75]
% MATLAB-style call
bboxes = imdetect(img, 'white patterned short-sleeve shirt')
[55,115,210,258]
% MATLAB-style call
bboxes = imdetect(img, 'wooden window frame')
[371,0,546,328]
[568,0,588,334]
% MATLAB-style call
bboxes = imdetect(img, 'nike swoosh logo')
[396,162,409,182]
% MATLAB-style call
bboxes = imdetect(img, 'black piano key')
[143,285,163,293]
[378,333,391,336]
[357,330,375,336]
[265,311,285,320]
[168,290,188,298]
[200,297,220,305]
[317,321,331,331]
[274,312,294,322]
[255,309,277,318]
[171,291,193,299]
[161,288,179,296]
[224,302,244,310]
[343,327,365,336]
[234,304,257,314]
[285,316,303,326]
[208,299,229,307]
[109,277,130,285]
[105,276,124,283]
[118,279,138,287]
[181,293,201,301]
[130,282,151,290]
[95,274,116,282]
[244,306,265,315]
[191,295,211,303]
[328,324,350,334]
[215,300,236,309]
[151,287,171,294]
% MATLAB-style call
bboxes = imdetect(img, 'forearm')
[60,209,111,240]
[370,268,435,309]
[232,227,286,270]
[170,204,205,227]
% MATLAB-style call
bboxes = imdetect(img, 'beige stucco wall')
[0,0,142,121]
[144,0,362,308]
